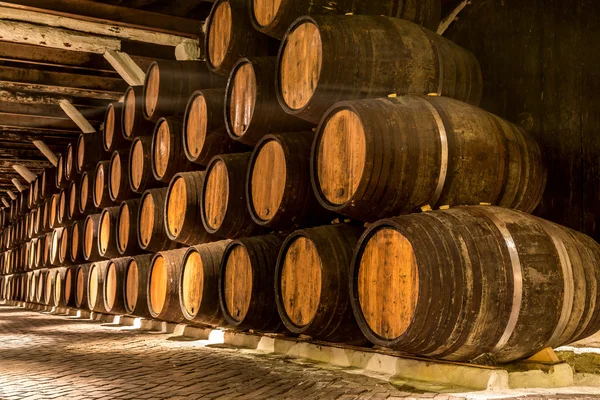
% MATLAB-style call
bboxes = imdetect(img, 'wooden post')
[32,140,59,166]
[13,164,37,183]
[2,198,9,208]
[59,100,96,133]
[11,178,25,192]
[6,190,16,200]
[103,50,146,86]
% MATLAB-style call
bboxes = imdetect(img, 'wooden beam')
[59,100,95,133]
[0,6,195,47]
[103,50,146,86]
[438,0,470,35]
[2,198,9,207]
[11,178,25,192]
[6,190,16,200]
[0,112,82,130]
[175,39,202,61]
[32,140,58,166]
[0,81,122,100]
[12,164,37,182]
[0,88,112,108]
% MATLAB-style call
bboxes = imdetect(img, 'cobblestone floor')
[0,305,599,400]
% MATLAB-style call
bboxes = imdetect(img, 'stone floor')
[0,305,599,400]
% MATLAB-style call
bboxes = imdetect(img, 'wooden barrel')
[49,193,61,229]
[201,153,263,238]
[165,171,217,246]
[57,188,69,226]
[129,136,162,194]
[55,266,74,307]
[123,254,154,318]
[248,132,332,230]
[35,235,45,268]
[50,268,61,306]
[56,153,69,189]
[117,199,145,256]
[276,15,482,123]
[103,257,129,314]
[251,0,440,39]
[88,261,109,312]
[219,234,284,331]
[44,268,55,305]
[69,220,85,264]
[98,207,120,259]
[311,96,547,222]
[50,227,65,266]
[143,60,227,122]
[67,180,83,221]
[83,214,104,262]
[275,224,365,342]
[58,223,73,265]
[28,237,37,269]
[41,166,57,199]
[28,181,35,209]
[76,132,105,173]
[35,270,46,304]
[205,0,277,75]
[78,171,96,215]
[351,205,600,363]
[33,176,43,205]
[138,188,179,253]
[122,85,154,140]
[93,161,114,208]
[183,89,245,166]
[103,102,129,152]
[109,150,135,202]
[179,240,231,325]
[65,143,78,181]
[43,232,52,267]
[151,117,195,183]
[41,198,51,233]
[225,57,314,146]
[147,248,188,322]
[74,263,91,309]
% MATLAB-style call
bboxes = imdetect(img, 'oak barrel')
[74,263,91,309]
[58,223,73,265]
[276,15,482,123]
[49,227,65,266]
[152,117,195,183]
[104,257,129,314]
[49,194,61,229]
[65,143,78,181]
[109,150,135,202]
[117,199,145,256]
[69,220,85,264]
[87,261,109,313]
[122,85,154,140]
[138,188,179,253]
[179,240,231,325]
[44,268,55,306]
[129,136,162,194]
[83,214,104,262]
[123,254,154,318]
[225,57,313,146]
[219,234,285,331]
[36,269,47,304]
[67,180,82,221]
[103,102,129,152]
[78,171,96,215]
[41,166,57,199]
[351,206,600,363]
[57,188,69,226]
[56,153,69,189]
[98,207,121,259]
[76,133,105,173]
[147,248,188,322]
[93,161,114,208]
[55,266,74,307]
[311,96,547,221]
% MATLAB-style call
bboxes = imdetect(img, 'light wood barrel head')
[59,191,66,219]
[124,87,136,138]
[253,0,282,27]
[131,139,144,190]
[153,120,170,180]
[69,182,77,216]
[145,64,160,119]
[208,1,232,69]
[182,251,204,317]
[167,177,187,238]
[99,211,111,254]
[317,109,366,205]
[230,62,257,137]
[281,236,321,326]
[54,272,61,306]
[89,264,99,307]
[57,156,64,183]
[251,140,286,221]
[80,173,89,211]
[60,228,68,261]
[358,228,419,340]
[139,194,155,247]
[50,195,59,225]
[105,105,115,149]
[149,256,167,315]
[66,146,73,178]
[95,164,106,204]
[223,244,252,322]
[204,160,229,230]
[77,136,85,170]
[110,153,122,199]
[106,262,117,311]
[45,272,53,304]
[84,218,94,259]
[118,204,130,252]
[125,260,138,312]
[280,21,322,110]
[65,269,72,304]
[185,94,208,158]
[71,223,79,261]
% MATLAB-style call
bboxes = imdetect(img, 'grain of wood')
[149,256,167,315]
[223,244,252,322]
[181,251,203,316]
[204,160,229,230]
[229,62,256,137]
[207,1,232,69]
[251,140,286,221]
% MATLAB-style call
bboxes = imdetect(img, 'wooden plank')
[1,198,9,207]
[0,148,51,160]
[0,111,82,130]
[59,100,96,133]
[0,81,122,100]
[32,140,59,166]
[6,190,16,200]
[103,50,146,86]
[0,88,112,108]
[0,101,82,118]
[11,178,25,192]
[12,164,40,181]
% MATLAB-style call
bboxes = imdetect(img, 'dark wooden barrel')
[117,199,144,256]
[138,188,179,253]
[251,0,440,39]
[147,248,188,322]
[122,86,154,141]
[57,188,69,226]
[276,15,482,123]
[183,89,245,166]
[123,254,154,318]
[93,161,114,208]
[275,224,365,342]
[225,57,314,146]
[56,153,70,189]
[103,257,129,314]
[83,214,104,262]
[109,150,135,202]
[51,268,62,306]
[36,269,47,304]
[219,234,284,331]
[98,207,120,259]
[33,176,43,205]
[67,180,83,221]
[201,153,263,238]
[41,166,57,199]
[350,205,600,363]
[58,223,73,265]
[56,266,75,307]
[28,181,35,209]
[35,235,45,269]
[88,261,109,313]
[129,136,162,194]
[205,0,277,75]
[44,268,56,306]
[43,232,52,267]
[179,240,231,325]
[151,117,195,183]
[76,133,105,174]
[65,143,78,181]
[103,102,129,152]
[69,220,85,264]
[74,263,91,309]
[165,171,217,246]
[143,60,227,122]
[248,132,332,230]
[49,193,61,229]
[78,171,96,216]
[311,96,547,222]
[28,237,38,269]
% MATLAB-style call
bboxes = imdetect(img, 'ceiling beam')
[0,81,122,100]
[12,164,39,181]
[0,88,112,108]
[104,50,146,86]
[0,112,83,131]
[11,178,25,192]
[32,140,59,166]
[59,100,96,133]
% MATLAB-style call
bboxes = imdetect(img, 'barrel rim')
[146,252,166,319]
[93,161,110,209]
[103,102,117,152]
[223,57,256,142]
[122,256,137,314]
[248,0,286,34]
[98,208,111,258]
[150,117,170,182]
[200,155,229,235]
[178,245,203,321]
[182,90,206,164]
[103,260,117,313]
[204,0,234,73]
[137,190,154,251]
[128,136,145,193]
[121,86,136,140]
[164,172,187,242]
[108,150,122,202]
[142,61,160,121]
